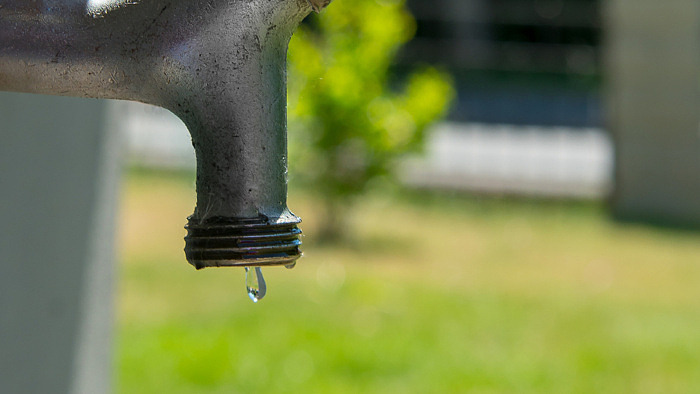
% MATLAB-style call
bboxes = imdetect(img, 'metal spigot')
[0,0,332,269]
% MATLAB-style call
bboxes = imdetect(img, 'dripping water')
[245,266,266,303]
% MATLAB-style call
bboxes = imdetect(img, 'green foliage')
[288,0,454,238]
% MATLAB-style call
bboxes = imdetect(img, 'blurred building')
[398,0,700,224]
[397,0,611,198]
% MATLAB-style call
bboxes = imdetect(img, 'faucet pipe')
[0,0,331,268]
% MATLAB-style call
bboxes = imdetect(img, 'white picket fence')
[401,122,613,198]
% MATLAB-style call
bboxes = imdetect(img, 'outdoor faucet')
[0,0,331,269]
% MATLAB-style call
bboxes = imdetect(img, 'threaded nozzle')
[184,215,301,269]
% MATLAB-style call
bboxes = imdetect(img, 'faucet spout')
[0,0,332,269]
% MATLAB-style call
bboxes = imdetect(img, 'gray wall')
[606,0,700,225]
[0,93,120,393]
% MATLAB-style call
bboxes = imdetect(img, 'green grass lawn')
[117,169,700,393]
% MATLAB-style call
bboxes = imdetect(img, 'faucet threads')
[184,215,301,270]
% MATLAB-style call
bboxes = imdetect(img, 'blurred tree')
[288,0,454,241]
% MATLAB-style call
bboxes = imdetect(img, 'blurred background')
[115,1,700,392]
[2,0,700,392]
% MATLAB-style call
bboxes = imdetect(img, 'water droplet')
[245,266,266,303]
[284,262,296,269]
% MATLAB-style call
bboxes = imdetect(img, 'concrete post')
[0,93,120,393]
[605,0,700,224]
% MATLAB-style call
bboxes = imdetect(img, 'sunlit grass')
[117,169,700,393]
